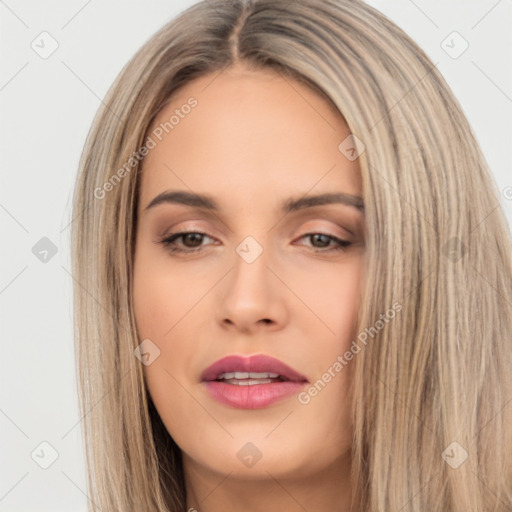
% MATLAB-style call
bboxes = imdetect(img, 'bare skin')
[133,63,365,511]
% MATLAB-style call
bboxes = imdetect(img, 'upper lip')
[201,354,309,383]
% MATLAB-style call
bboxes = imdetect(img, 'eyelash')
[157,230,352,255]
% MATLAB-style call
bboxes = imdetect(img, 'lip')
[201,354,309,409]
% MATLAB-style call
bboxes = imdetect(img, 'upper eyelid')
[152,209,360,234]
[157,217,357,238]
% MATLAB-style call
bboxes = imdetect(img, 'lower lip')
[203,380,308,409]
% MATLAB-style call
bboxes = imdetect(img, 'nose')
[216,244,289,335]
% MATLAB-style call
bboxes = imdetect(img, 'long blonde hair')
[71,0,512,510]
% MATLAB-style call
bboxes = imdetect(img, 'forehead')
[139,66,362,208]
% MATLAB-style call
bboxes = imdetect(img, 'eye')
[156,230,352,255]
[295,232,352,253]
[157,230,216,254]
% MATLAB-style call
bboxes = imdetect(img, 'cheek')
[331,266,362,338]
[296,256,363,340]
[133,248,162,339]
[294,258,363,405]
[133,246,206,401]
[133,250,201,341]
[133,257,204,446]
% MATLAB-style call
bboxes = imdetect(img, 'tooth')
[218,371,282,380]
[236,379,272,385]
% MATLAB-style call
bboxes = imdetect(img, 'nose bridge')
[235,234,266,267]
[217,233,288,330]
[230,234,271,298]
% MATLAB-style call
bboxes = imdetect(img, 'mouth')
[200,354,308,409]
[214,371,287,385]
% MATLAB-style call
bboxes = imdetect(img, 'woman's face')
[133,65,365,481]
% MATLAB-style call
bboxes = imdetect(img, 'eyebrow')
[144,190,364,213]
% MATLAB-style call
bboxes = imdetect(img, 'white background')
[1,1,511,510]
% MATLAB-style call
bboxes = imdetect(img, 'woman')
[71,0,512,510]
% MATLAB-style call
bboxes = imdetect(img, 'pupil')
[313,234,329,247]
[185,233,202,247]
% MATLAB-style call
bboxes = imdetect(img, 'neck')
[183,451,357,512]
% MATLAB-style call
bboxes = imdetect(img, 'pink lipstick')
[200,354,308,409]
[201,354,308,409]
